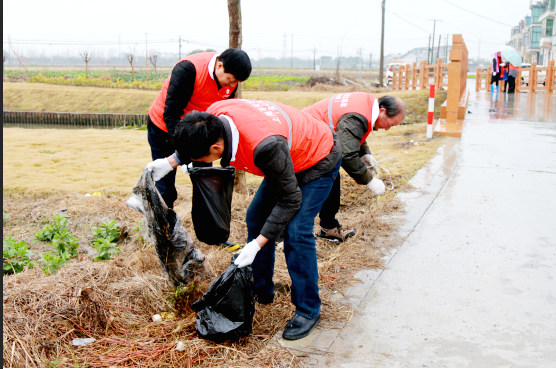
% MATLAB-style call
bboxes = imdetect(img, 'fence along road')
[2,111,148,129]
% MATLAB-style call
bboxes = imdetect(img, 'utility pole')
[436,34,441,60]
[427,34,431,64]
[179,35,182,59]
[291,34,293,68]
[145,33,149,80]
[429,19,440,64]
[313,47,316,70]
[379,0,386,87]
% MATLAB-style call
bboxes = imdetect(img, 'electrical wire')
[384,8,431,34]
[443,0,514,27]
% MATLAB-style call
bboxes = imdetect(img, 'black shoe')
[282,313,321,340]
[255,292,274,305]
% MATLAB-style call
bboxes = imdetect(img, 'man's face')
[374,109,405,131]
[214,61,239,88]
[192,138,225,163]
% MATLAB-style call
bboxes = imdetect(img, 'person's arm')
[336,113,373,185]
[253,136,302,243]
[163,61,197,138]
[359,142,371,157]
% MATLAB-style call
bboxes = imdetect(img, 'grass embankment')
[3,82,446,122]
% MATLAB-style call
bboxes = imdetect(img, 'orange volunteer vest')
[208,100,334,177]
[149,52,237,133]
[303,92,376,145]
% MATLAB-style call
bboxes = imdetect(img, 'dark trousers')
[318,174,341,229]
[502,80,508,91]
[246,159,341,319]
[508,76,516,93]
[147,119,178,208]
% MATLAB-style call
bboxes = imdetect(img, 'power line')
[384,8,430,33]
[443,0,514,27]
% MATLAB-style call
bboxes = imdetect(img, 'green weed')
[3,237,35,274]
[91,220,120,243]
[40,251,67,274]
[34,214,69,242]
[3,208,9,221]
[92,238,121,262]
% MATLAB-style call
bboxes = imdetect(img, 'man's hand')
[234,239,261,268]
[367,178,385,195]
[146,158,173,181]
[361,154,379,175]
[181,164,191,175]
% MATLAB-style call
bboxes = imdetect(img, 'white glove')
[181,163,192,175]
[146,158,173,181]
[361,154,379,175]
[367,178,385,195]
[493,72,497,76]
[234,239,261,268]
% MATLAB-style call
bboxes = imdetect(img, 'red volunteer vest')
[303,92,376,145]
[207,100,334,177]
[149,52,237,133]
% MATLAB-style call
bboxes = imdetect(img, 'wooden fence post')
[404,64,410,90]
[420,60,427,90]
[476,67,481,91]
[530,62,537,93]
[446,35,463,124]
[412,62,417,90]
[548,60,555,94]
[435,58,442,88]
[398,65,403,90]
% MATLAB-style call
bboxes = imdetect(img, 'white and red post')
[427,84,435,139]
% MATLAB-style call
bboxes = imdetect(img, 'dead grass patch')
[3,123,445,367]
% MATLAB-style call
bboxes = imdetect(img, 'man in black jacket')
[149,99,342,340]
[146,49,251,208]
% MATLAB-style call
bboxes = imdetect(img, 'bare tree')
[149,51,159,81]
[80,51,91,77]
[127,52,136,81]
[228,0,247,194]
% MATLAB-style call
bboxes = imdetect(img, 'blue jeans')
[246,159,341,319]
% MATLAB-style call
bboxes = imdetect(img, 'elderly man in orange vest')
[146,49,252,208]
[149,99,342,340]
[304,93,406,242]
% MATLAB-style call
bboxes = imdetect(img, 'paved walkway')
[274,91,556,367]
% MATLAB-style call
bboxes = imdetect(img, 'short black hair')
[219,48,252,81]
[172,111,225,163]
[378,96,406,118]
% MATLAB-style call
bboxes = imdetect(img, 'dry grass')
[3,82,446,122]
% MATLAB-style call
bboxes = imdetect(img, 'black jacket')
[163,60,238,138]
[249,132,341,240]
[336,113,373,185]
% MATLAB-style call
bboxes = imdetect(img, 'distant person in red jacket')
[146,49,252,208]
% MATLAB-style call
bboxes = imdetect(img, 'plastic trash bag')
[188,166,235,245]
[191,254,255,342]
[126,169,206,288]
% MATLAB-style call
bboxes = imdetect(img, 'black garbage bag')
[188,166,235,245]
[191,254,255,342]
[126,169,207,288]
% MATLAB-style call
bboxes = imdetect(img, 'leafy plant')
[3,237,34,274]
[92,238,121,262]
[52,231,80,260]
[3,208,8,221]
[91,220,120,243]
[34,214,69,242]
[40,251,67,275]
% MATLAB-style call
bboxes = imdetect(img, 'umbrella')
[491,46,522,67]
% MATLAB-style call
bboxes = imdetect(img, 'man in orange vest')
[303,93,406,242]
[146,49,252,208]
[149,99,341,340]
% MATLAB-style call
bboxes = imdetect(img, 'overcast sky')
[3,0,529,61]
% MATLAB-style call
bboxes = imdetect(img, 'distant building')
[508,0,555,65]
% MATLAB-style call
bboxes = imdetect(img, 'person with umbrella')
[491,51,502,93]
